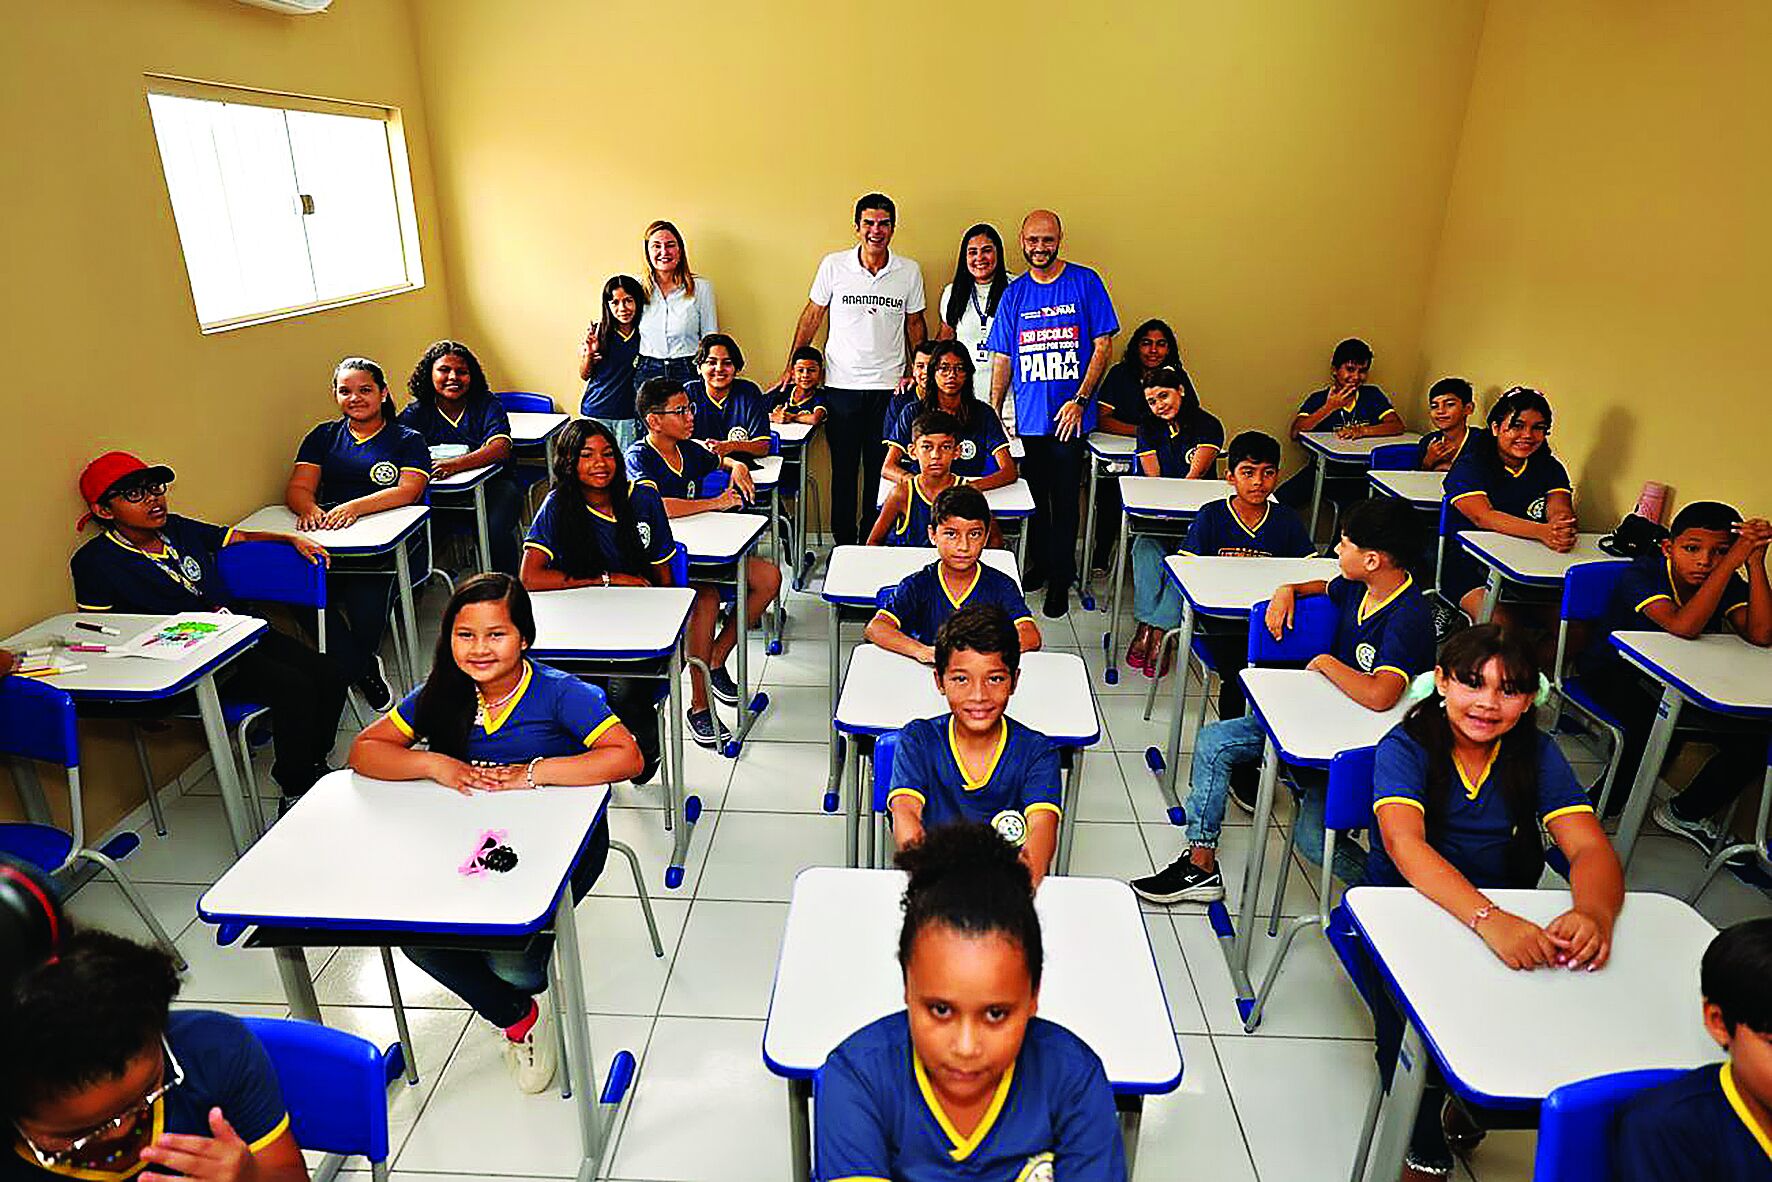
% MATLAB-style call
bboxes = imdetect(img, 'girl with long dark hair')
[578,274,648,448]
[880,340,1017,491]
[1088,319,1197,573]
[936,223,1013,429]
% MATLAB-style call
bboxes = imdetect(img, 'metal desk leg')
[844,735,861,867]
[552,889,612,1182]
[1220,739,1279,1011]
[471,485,493,573]
[8,761,52,825]
[194,674,254,856]
[1307,456,1328,542]
[1153,601,1196,823]
[1102,510,1132,684]
[1116,1095,1144,1179]
[1080,455,1100,608]
[1056,747,1083,875]
[723,549,770,756]
[1614,685,1684,864]
[823,604,846,813]
[392,539,422,690]
[788,1077,813,1182]
[1476,566,1504,624]
[1363,1019,1429,1182]
[861,740,876,869]
[1015,516,1030,571]
[767,487,786,655]
[665,645,694,889]
[274,947,322,1022]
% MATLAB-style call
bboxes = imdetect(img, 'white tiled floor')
[58,580,1771,1181]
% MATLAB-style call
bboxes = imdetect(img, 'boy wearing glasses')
[1,928,306,1180]
[70,450,347,809]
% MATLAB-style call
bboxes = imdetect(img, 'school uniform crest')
[637,521,653,548]
[179,555,204,581]
[1015,1152,1055,1182]
[1355,642,1378,672]
[370,460,399,486]
[1527,496,1547,521]
[991,809,1028,847]
[959,439,978,461]
[727,427,747,441]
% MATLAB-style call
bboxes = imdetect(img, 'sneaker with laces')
[503,996,558,1094]
[708,666,741,707]
[1653,800,1725,853]
[356,655,393,713]
[687,708,725,749]
[1130,853,1225,904]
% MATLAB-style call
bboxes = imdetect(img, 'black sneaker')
[687,709,725,749]
[1041,588,1069,619]
[1130,853,1225,904]
[1022,568,1047,594]
[708,667,741,707]
[634,754,660,786]
[1228,762,1259,814]
[356,655,393,713]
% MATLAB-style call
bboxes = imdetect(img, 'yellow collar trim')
[477,660,533,736]
[438,405,466,429]
[587,504,618,524]
[1721,1061,1772,1162]
[939,564,981,609]
[104,530,169,560]
[1226,496,1270,539]
[13,1096,165,1180]
[948,717,1008,792]
[347,422,386,445]
[703,387,730,409]
[1455,742,1501,801]
[1358,574,1413,623]
[912,1051,1015,1161]
[647,440,684,476]
[1502,457,1527,477]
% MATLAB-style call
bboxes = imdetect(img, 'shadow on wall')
[1573,405,1636,525]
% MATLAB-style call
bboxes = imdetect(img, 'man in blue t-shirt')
[985,209,1118,619]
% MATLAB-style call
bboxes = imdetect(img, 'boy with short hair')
[769,345,829,427]
[1277,337,1405,511]
[685,332,771,459]
[886,604,1062,885]
[866,486,1039,663]
[1612,916,1772,1180]
[1132,497,1436,903]
[868,410,977,547]
[884,338,939,431]
[1579,500,1771,836]
[1416,376,1476,471]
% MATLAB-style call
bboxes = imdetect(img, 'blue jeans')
[591,416,640,453]
[1184,714,1267,848]
[636,356,697,387]
[1290,778,1371,887]
[1132,535,1183,629]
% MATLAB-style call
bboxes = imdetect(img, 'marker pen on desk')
[68,643,109,653]
[75,621,121,636]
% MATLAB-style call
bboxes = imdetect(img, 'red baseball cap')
[76,451,175,529]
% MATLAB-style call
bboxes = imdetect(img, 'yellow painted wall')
[1418,0,1772,525]
[2,0,451,828]
[411,0,1487,483]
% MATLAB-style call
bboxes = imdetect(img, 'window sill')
[197,282,425,335]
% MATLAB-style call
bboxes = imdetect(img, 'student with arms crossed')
[1276,337,1405,512]
[71,451,346,809]
[684,333,771,460]
[1613,916,1772,1181]
[881,341,1016,492]
[1365,624,1624,1179]
[348,574,643,1094]
[1132,498,1435,903]
[887,605,1062,885]
[578,274,647,449]
[0,928,307,1182]
[1415,377,1476,472]
[816,823,1127,1181]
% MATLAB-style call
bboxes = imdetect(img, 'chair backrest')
[871,730,901,812]
[667,541,689,588]
[0,677,78,769]
[496,391,556,414]
[1533,1067,1686,1182]
[217,541,328,610]
[1438,495,1454,538]
[242,1017,395,1163]
[1246,594,1337,665]
[1324,744,1379,832]
[1368,442,1418,471]
[1560,559,1629,625]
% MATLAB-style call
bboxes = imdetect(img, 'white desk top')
[235,504,430,555]
[874,477,1035,516]
[429,463,499,491]
[1165,556,1341,617]
[750,454,784,491]
[3,612,266,700]
[528,587,697,662]
[763,868,1182,1090]
[1300,431,1422,461]
[1368,469,1446,507]
[1612,631,1772,717]
[199,770,611,935]
[771,422,814,445]
[822,546,1020,606]
[1241,667,1409,766]
[672,510,769,563]
[834,646,1098,746]
[507,411,570,446]
[1086,431,1139,459]
[1116,476,1226,518]
[1345,887,1720,1105]
[1457,532,1617,585]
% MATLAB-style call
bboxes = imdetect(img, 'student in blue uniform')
[815,823,1127,1182]
[579,274,647,447]
[887,605,1062,884]
[71,450,347,808]
[1415,377,1476,472]
[349,574,642,1095]
[769,345,829,427]
[1134,497,1436,904]
[1088,320,1193,573]
[1365,624,1623,1178]
[284,356,430,708]
[1577,501,1771,832]
[1276,337,1405,512]
[1613,917,1772,1181]
[868,486,1039,663]
[685,333,770,459]
[520,418,680,782]
[1440,386,1577,624]
[882,338,940,450]
[1,928,306,1182]
[882,341,1016,491]
[871,412,968,548]
[400,339,523,574]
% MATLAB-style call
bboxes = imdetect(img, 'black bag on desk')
[1597,513,1667,559]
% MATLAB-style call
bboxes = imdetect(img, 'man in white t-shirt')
[777,193,927,546]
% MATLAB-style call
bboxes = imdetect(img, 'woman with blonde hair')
[636,219,718,387]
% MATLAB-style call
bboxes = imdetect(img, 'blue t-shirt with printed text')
[523,485,677,578]
[875,562,1034,645]
[294,419,430,508]
[985,264,1119,437]
[1180,498,1317,559]
[888,714,1062,844]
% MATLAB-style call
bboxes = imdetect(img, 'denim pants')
[590,416,640,453]
[1131,536,1183,630]
[403,820,610,1028]
[636,356,697,387]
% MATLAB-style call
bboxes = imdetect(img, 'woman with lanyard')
[636,220,718,387]
[935,223,1015,434]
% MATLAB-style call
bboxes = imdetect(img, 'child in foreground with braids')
[815,824,1126,1181]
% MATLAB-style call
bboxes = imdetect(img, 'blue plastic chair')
[1549,560,1631,811]
[868,730,901,867]
[242,1016,402,1181]
[496,391,559,516]
[1368,442,1418,471]
[0,678,186,968]
[1533,1068,1685,1181]
[1246,594,1338,666]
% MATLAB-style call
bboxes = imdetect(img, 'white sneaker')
[1653,801,1725,853]
[502,995,558,1094]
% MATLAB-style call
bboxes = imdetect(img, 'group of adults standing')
[578,195,1122,619]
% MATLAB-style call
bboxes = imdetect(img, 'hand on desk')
[1540,515,1577,554]
[296,506,358,531]
[432,757,528,795]
[1476,909,1562,970]
[1544,908,1612,971]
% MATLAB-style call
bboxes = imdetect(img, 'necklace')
[475,672,523,729]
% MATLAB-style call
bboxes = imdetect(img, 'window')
[145,77,424,332]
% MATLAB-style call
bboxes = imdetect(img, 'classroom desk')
[1080,431,1140,607]
[1366,468,1445,508]
[1608,631,1772,866]
[1145,556,1343,821]
[749,455,790,648]
[1223,668,1409,1020]
[832,646,1098,873]
[507,410,570,472]
[528,586,700,888]
[874,476,1036,569]
[672,509,772,757]
[1100,476,1226,684]
[1298,431,1422,540]
[3,612,267,855]
[198,770,632,1182]
[1344,887,1719,1182]
[763,867,1183,1182]
[816,546,1022,820]
[235,504,432,688]
[429,462,499,572]
[769,421,820,589]
[1456,531,1617,623]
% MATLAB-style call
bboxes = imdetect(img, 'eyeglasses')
[14,1037,184,1167]
[107,482,167,504]
[651,407,693,418]
[933,365,969,376]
